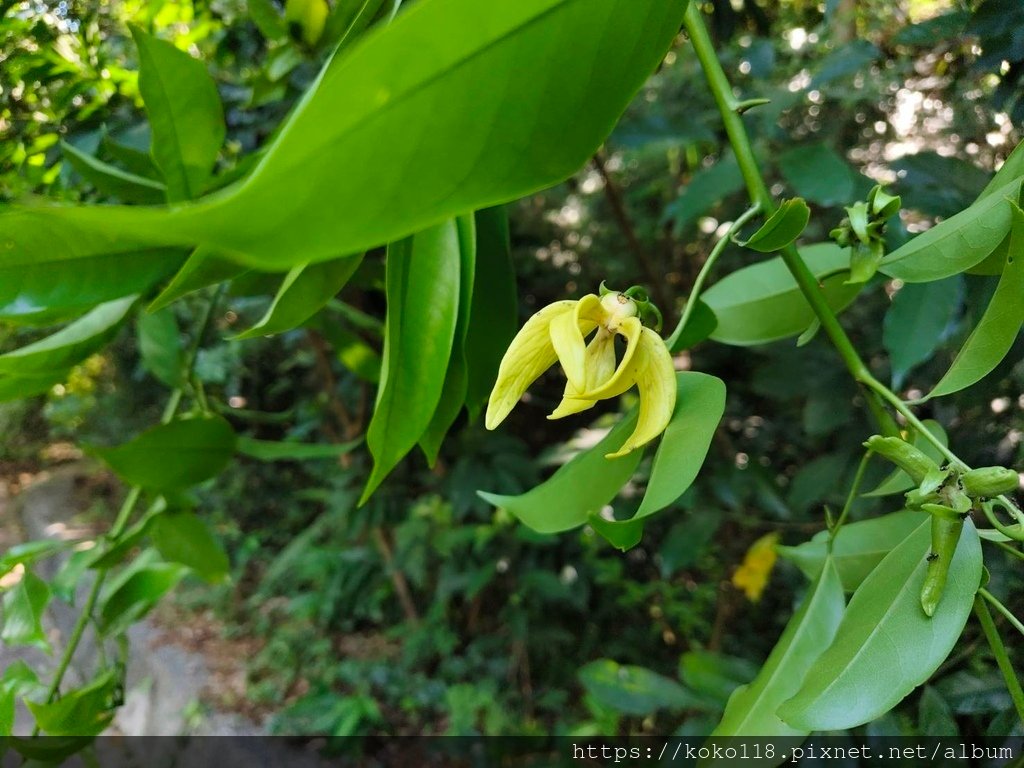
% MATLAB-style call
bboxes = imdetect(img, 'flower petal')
[606,328,676,458]
[485,300,575,430]
[548,327,616,419]
[549,294,601,392]
[579,316,644,401]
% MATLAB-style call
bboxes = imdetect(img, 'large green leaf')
[89,414,237,492]
[777,510,928,591]
[150,512,230,584]
[712,557,845,738]
[61,141,167,205]
[778,519,982,730]
[578,660,697,716]
[0,0,689,269]
[419,216,476,464]
[463,206,517,421]
[361,221,461,503]
[232,255,363,339]
[477,411,642,534]
[0,569,52,651]
[882,276,962,388]
[98,550,187,636]
[927,203,1024,399]
[702,244,861,346]
[0,297,135,376]
[879,178,1022,282]
[131,27,225,201]
[26,670,117,737]
[137,307,183,387]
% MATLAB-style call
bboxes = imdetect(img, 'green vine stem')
[829,450,874,544]
[34,285,225,722]
[973,595,1024,723]
[665,202,760,349]
[980,588,1024,639]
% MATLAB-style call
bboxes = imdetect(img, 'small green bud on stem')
[865,435,940,485]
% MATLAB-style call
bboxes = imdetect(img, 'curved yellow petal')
[549,294,601,392]
[485,300,575,430]
[548,327,616,419]
[579,316,644,401]
[606,328,676,459]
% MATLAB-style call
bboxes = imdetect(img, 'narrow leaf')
[61,141,167,204]
[148,246,247,313]
[743,198,811,253]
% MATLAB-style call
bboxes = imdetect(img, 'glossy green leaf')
[779,519,982,730]
[880,178,1022,282]
[324,0,389,52]
[712,557,845,737]
[778,510,928,591]
[743,199,810,253]
[61,141,166,204]
[26,670,117,736]
[578,660,696,716]
[702,244,861,346]
[0,0,688,270]
[131,27,225,201]
[1,570,52,651]
[477,411,642,534]
[978,138,1024,201]
[151,512,230,583]
[882,276,962,388]
[148,247,247,313]
[233,255,363,340]
[89,414,237,492]
[0,661,40,736]
[927,204,1024,399]
[669,299,717,352]
[237,436,362,461]
[361,221,461,503]
[863,419,948,497]
[464,206,517,421]
[98,550,187,636]
[420,216,476,464]
[0,296,135,377]
[779,143,855,207]
[138,307,183,387]
[0,540,73,579]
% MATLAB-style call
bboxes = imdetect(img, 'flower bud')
[865,435,939,485]
[962,466,1019,499]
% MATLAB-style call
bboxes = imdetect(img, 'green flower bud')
[865,435,940,485]
[920,510,964,618]
[962,466,1019,499]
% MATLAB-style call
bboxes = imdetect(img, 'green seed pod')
[962,466,1019,499]
[865,435,940,485]
[920,505,964,618]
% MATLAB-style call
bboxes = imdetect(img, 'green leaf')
[98,550,187,636]
[702,243,861,346]
[637,373,726,516]
[1,0,689,269]
[249,0,289,40]
[137,307,183,387]
[978,138,1024,201]
[0,372,64,402]
[863,419,948,497]
[778,510,928,591]
[419,216,476,464]
[233,255,363,340]
[61,141,167,204]
[148,247,248,313]
[0,297,135,376]
[89,414,237,492]
[779,143,856,207]
[237,436,362,461]
[680,651,758,707]
[742,199,810,253]
[0,661,40,736]
[927,203,1024,399]
[666,153,745,234]
[578,660,696,716]
[323,0,388,51]
[880,178,1022,282]
[131,27,225,201]
[361,221,461,503]
[712,557,845,737]
[26,670,117,736]
[778,519,982,730]
[150,512,229,584]
[669,299,717,352]
[464,206,518,421]
[919,686,959,737]
[882,276,962,388]
[1,569,52,651]
[0,540,72,579]
[477,411,642,534]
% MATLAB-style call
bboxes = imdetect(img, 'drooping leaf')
[89,414,237,492]
[477,411,642,534]
[131,27,225,201]
[0,296,135,376]
[863,419,948,497]
[712,557,845,738]
[148,247,248,313]
[137,307,183,387]
[26,670,117,736]
[98,550,187,636]
[361,221,461,503]
[779,519,982,730]
[0,569,52,651]
[578,660,697,716]
[880,178,1022,282]
[777,510,928,591]
[779,143,856,207]
[233,255,363,339]
[882,276,962,388]
[464,206,517,420]
[237,436,362,461]
[742,199,811,253]
[927,203,1024,399]
[61,141,167,204]
[702,244,861,346]
[150,512,230,584]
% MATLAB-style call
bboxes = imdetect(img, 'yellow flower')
[485,289,676,459]
[732,533,780,602]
